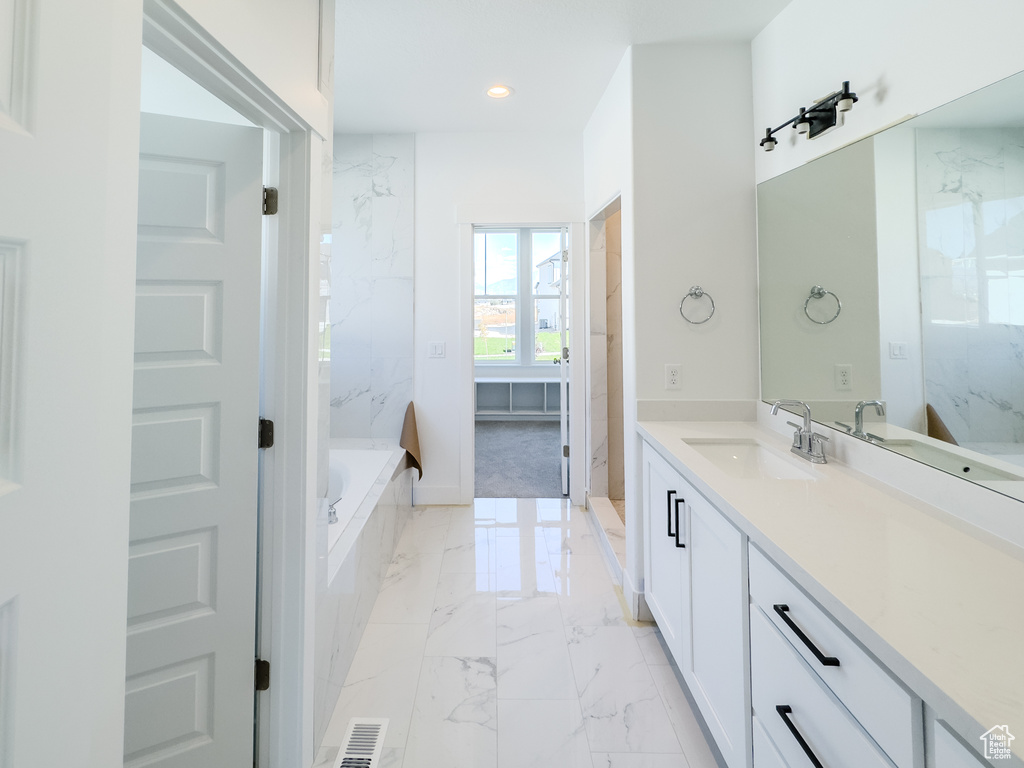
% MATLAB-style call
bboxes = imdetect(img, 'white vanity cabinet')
[642,441,690,666]
[748,544,922,768]
[642,440,750,768]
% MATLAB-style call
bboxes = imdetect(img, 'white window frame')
[474,225,564,367]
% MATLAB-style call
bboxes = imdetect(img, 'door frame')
[459,220,586,504]
[142,3,319,767]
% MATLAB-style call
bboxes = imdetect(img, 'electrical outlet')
[665,364,681,390]
[834,363,853,391]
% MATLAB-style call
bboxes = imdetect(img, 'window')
[474,227,566,365]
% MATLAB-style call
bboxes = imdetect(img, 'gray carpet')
[475,420,564,498]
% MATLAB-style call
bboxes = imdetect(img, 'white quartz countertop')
[637,420,1024,761]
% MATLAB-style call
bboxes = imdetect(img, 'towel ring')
[804,285,841,325]
[679,285,715,325]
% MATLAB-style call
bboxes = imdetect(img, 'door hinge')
[562,249,568,262]
[255,659,270,691]
[562,347,569,361]
[563,445,570,458]
[263,187,279,215]
[259,418,274,449]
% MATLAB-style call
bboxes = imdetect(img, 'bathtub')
[324,442,406,582]
[315,439,414,749]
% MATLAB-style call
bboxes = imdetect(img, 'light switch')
[889,342,909,359]
[428,342,446,358]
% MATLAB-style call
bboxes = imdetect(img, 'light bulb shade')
[796,120,810,135]
[837,97,854,113]
[760,136,777,151]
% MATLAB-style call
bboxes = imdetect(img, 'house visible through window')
[474,227,565,364]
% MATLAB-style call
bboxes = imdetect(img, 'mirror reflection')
[758,70,1024,502]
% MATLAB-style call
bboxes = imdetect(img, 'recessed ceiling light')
[486,85,513,99]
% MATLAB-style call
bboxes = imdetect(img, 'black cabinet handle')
[773,604,840,667]
[776,705,824,768]
[674,498,686,548]
[666,490,676,537]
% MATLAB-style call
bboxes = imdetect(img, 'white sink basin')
[683,438,818,481]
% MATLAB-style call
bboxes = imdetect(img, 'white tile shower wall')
[916,128,1024,445]
[589,217,609,498]
[313,468,413,750]
[331,134,415,438]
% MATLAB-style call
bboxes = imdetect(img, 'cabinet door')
[642,443,690,668]
[690,493,750,768]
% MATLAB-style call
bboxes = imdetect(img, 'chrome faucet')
[853,400,885,439]
[771,399,829,464]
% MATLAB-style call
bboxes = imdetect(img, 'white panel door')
[0,3,143,767]
[125,113,263,768]
[559,226,569,495]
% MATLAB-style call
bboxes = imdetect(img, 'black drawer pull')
[674,498,686,548]
[773,604,840,667]
[666,490,677,537]
[776,705,824,768]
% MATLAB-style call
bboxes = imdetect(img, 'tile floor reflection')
[320,498,718,768]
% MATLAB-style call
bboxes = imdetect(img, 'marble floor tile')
[393,507,451,556]
[405,656,498,768]
[632,624,672,667]
[498,699,592,768]
[567,626,682,754]
[650,666,719,768]
[496,535,557,596]
[323,623,428,750]
[368,552,444,624]
[424,572,497,657]
[321,499,716,768]
[441,526,497,574]
[553,553,628,627]
[592,754,693,768]
[496,596,577,700]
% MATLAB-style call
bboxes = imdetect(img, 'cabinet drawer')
[750,605,895,768]
[749,545,918,768]
[753,714,790,768]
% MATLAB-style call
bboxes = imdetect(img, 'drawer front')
[933,721,988,768]
[749,545,918,768]
[753,714,790,768]
[750,605,895,768]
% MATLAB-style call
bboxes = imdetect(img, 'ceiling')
[333,0,792,135]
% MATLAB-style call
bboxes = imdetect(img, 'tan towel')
[399,402,423,479]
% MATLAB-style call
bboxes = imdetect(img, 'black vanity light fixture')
[759,81,858,151]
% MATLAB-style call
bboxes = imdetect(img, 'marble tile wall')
[588,219,609,497]
[605,211,625,501]
[916,129,1024,446]
[331,134,415,438]
[313,463,414,750]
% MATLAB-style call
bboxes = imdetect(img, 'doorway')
[588,200,625,522]
[127,48,266,768]
[473,226,570,498]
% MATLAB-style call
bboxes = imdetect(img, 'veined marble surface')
[916,128,1024,450]
[331,134,415,439]
[639,419,1024,763]
[321,499,719,768]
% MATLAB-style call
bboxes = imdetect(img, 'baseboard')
[411,484,464,506]
[622,569,653,622]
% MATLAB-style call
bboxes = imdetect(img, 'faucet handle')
[786,421,805,433]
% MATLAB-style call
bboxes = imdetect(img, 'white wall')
[752,0,1024,183]
[413,132,584,503]
[632,43,759,405]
